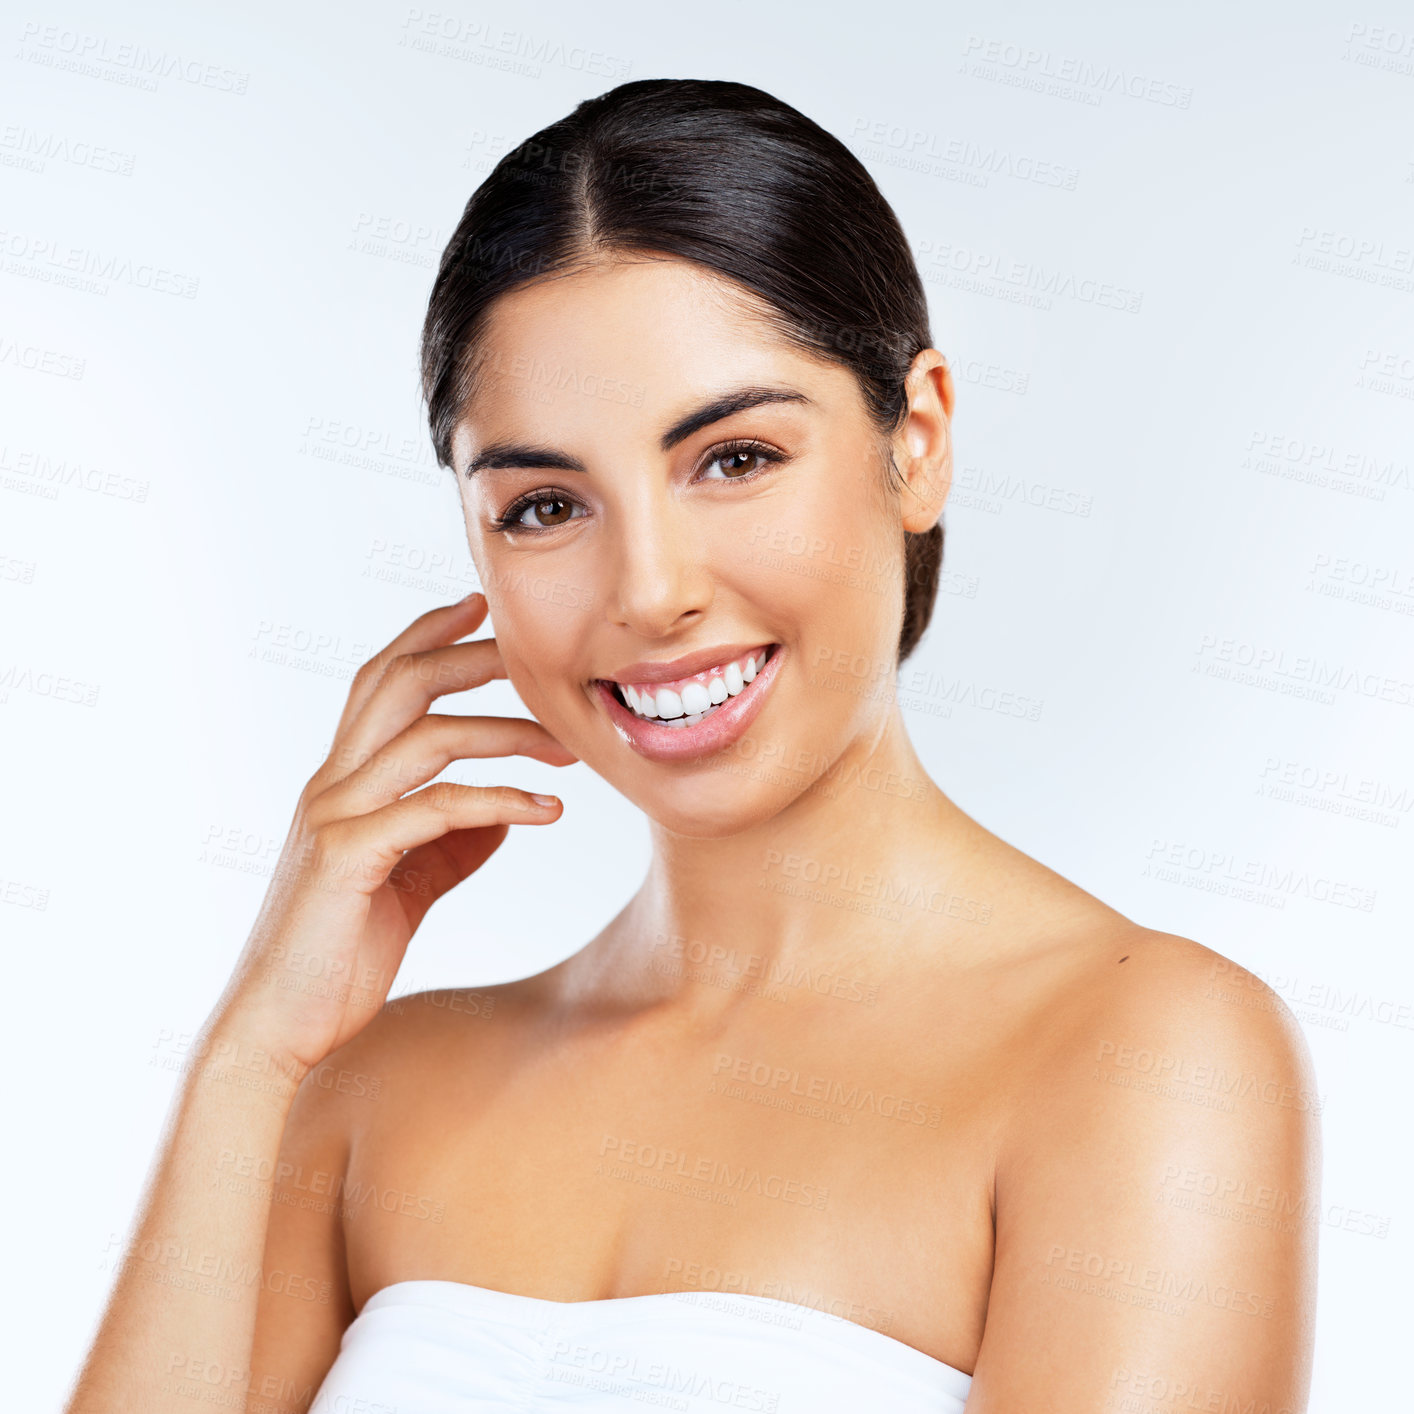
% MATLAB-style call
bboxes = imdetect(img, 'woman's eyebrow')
[463,384,813,477]
[659,384,813,451]
[464,443,585,477]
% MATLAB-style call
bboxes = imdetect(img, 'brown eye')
[494,491,585,533]
[702,443,780,481]
[527,496,572,527]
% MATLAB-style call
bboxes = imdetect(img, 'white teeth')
[680,681,712,715]
[613,647,773,725]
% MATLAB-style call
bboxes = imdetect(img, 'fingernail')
[459,590,484,604]
[531,793,558,807]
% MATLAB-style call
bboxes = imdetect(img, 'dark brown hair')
[421,78,944,662]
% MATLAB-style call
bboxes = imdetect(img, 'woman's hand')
[205,592,577,1079]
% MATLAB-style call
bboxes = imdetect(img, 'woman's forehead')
[455,259,856,452]
[475,255,788,365]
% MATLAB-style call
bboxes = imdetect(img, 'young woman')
[66,79,1319,1414]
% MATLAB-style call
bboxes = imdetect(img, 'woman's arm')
[61,595,577,1412]
[62,1013,312,1413]
[965,938,1320,1413]
[243,1041,359,1414]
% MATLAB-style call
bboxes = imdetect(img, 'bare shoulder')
[248,976,550,1386]
[965,924,1321,1408]
[324,974,550,1089]
[1037,927,1318,1106]
[988,923,1322,1159]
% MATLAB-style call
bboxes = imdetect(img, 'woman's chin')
[624,771,805,839]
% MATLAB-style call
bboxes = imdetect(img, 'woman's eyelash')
[488,486,579,535]
[698,437,786,481]
[487,438,786,535]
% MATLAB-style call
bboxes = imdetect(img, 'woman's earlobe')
[894,434,950,532]
[900,470,949,533]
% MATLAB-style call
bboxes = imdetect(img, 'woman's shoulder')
[966,918,1322,1385]
[930,824,1315,1091]
[991,920,1320,1175]
[917,821,1314,1093]
[1047,927,1312,1079]
[304,972,556,1113]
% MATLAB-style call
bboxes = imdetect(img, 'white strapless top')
[310,1279,973,1412]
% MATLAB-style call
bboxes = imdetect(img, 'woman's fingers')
[391,825,512,932]
[321,639,512,788]
[311,780,562,895]
[210,597,573,1079]
[310,713,576,820]
[305,594,579,850]
[333,594,491,739]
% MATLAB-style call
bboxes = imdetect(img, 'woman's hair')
[421,78,944,663]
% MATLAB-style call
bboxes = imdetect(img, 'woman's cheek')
[735,490,898,663]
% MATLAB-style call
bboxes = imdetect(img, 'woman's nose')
[605,498,714,638]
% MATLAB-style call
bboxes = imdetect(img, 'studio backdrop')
[3,2,1410,1411]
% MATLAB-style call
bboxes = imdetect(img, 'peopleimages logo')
[960,34,1194,108]
[710,1053,943,1128]
[598,1135,829,1210]
[397,8,632,79]
[15,21,250,93]
[0,226,199,298]
[1043,1245,1274,1319]
[1096,1040,1325,1115]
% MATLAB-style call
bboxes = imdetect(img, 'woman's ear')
[891,349,954,533]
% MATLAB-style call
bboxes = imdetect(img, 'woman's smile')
[592,642,785,763]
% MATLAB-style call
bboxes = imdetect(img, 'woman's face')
[450,255,943,836]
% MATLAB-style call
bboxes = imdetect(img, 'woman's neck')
[558,703,999,1021]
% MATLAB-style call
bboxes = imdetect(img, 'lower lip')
[593,645,786,764]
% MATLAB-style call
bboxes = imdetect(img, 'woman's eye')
[703,445,775,480]
[500,494,581,531]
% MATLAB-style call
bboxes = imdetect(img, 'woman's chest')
[341,997,1004,1370]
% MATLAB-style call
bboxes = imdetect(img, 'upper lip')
[598,642,778,686]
